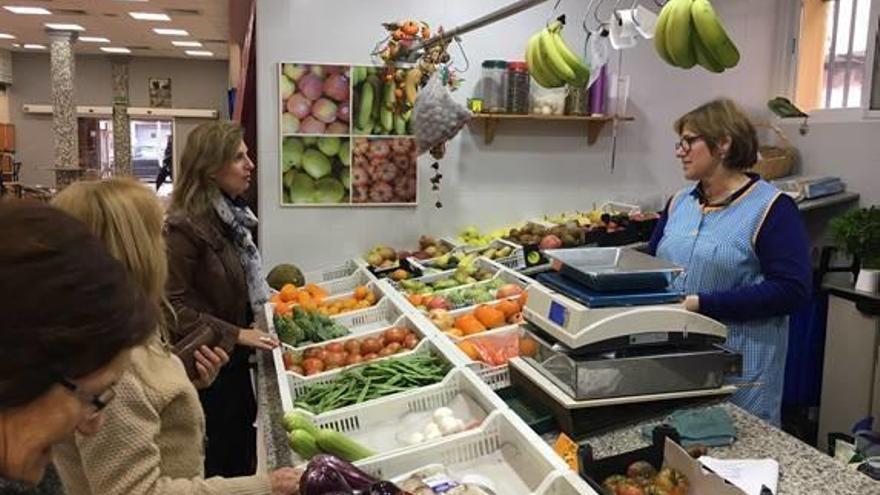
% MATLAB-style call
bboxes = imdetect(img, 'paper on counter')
[699,456,779,495]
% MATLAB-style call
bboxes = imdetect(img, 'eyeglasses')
[57,377,117,416]
[675,135,705,154]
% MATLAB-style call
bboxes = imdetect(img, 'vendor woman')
[648,98,811,426]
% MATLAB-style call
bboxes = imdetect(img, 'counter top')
[255,308,294,470]
[797,191,860,212]
[583,403,879,494]
[823,281,880,315]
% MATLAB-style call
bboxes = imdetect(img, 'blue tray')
[536,272,684,308]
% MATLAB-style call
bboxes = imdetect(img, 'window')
[792,0,879,112]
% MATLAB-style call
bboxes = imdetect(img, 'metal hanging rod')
[396,0,552,61]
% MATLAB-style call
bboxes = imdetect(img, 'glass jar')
[506,61,530,114]
[480,60,508,113]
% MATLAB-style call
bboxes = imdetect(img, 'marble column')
[111,57,132,176]
[47,29,82,189]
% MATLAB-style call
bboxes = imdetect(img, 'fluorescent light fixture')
[12,43,21,48]
[172,40,202,47]
[100,47,131,54]
[0,33,15,40]
[23,44,46,50]
[129,12,171,21]
[79,36,110,43]
[185,50,213,57]
[153,28,188,36]
[3,6,51,15]
[45,23,86,31]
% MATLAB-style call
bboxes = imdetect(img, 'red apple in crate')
[539,234,563,250]
[426,296,449,310]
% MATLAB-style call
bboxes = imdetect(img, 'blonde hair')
[674,98,759,171]
[52,178,171,341]
[171,120,244,215]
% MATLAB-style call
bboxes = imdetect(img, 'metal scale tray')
[543,247,683,292]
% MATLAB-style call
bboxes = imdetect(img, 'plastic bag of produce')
[413,71,472,155]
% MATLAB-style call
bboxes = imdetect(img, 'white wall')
[8,53,229,185]
[257,0,781,269]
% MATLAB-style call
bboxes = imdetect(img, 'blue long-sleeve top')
[647,190,812,322]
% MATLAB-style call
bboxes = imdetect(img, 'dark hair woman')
[0,202,156,493]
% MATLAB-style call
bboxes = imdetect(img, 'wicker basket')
[752,123,797,180]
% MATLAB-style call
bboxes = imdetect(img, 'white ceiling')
[0,0,229,59]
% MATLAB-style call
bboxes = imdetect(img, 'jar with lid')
[480,60,508,113]
[506,61,530,114]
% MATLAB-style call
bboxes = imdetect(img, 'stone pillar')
[47,29,82,189]
[111,57,132,176]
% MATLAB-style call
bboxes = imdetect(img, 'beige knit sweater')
[52,340,272,495]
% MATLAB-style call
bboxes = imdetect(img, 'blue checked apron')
[657,180,787,426]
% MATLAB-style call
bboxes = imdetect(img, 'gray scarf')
[213,195,269,316]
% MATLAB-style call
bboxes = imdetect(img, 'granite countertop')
[254,308,294,470]
[584,403,880,495]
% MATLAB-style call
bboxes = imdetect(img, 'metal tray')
[543,247,683,292]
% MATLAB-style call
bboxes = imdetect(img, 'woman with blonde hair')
[51,179,301,495]
[165,121,278,476]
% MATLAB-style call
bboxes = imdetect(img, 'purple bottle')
[589,65,608,116]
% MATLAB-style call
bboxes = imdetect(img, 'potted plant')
[830,206,880,292]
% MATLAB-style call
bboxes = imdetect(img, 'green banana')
[539,22,577,83]
[351,66,367,86]
[550,25,590,86]
[653,1,675,66]
[692,33,725,73]
[393,113,406,135]
[526,31,564,88]
[691,0,740,69]
[356,79,374,131]
[665,0,696,68]
[368,75,382,124]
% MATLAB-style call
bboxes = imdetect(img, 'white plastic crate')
[313,266,373,295]
[302,259,362,283]
[278,339,459,418]
[432,299,523,342]
[392,257,502,293]
[411,239,521,270]
[357,410,568,494]
[281,314,429,378]
[302,368,507,460]
[535,471,599,495]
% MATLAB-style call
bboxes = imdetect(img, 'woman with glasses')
[51,179,302,495]
[648,98,811,427]
[0,202,156,494]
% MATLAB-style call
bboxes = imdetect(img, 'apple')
[539,234,563,250]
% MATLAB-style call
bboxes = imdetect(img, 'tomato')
[653,468,688,495]
[376,335,387,347]
[384,327,406,344]
[361,337,382,354]
[615,481,645,495]
[345,353,363,366]
[626,461,657,480]
[304,348,327,361]
[301,358,325,376]
[385,342,402,354]
[377,347,394,357]
[602,475,627,493]
[362,353,379,361]
[402,333,419,350]
[282,352,299,369]
[288,365,304,375]
[325,342,345,353]
[343,339,361,355]
[325,351,347,367]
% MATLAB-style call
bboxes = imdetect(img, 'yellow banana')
[550,25,590,86]
[665,0,696,68]
[539,23,577,84]
[692,32,725,73]
[527,30,565,88]
[653,1,675,66]
[691,0,740,69]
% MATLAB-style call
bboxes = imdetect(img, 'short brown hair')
[674,98,759,170]
[171,121,244,216]
[0,202,156,408]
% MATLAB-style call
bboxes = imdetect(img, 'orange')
[519,337,538,357]
[280,285,298,303]
[354,286,369,300]
[457,341,480,360]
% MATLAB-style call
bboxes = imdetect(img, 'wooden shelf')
[470,113,634,145]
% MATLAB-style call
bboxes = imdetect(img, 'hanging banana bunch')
[525,18,590,88]
[654,0,740,72]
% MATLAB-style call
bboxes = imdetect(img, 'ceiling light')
[129,12,170,21]
[185,50,213,57]
[172,40,202,47]
[101,47,132,54]
[0,33,15,40]
[153,28,188,36]
[23,44,46,50]
[45,23,86,31]
[12,43,21,48]
[3,6,51,15]
[79,36,110,43]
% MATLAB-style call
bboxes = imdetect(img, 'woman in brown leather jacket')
[164,121,279,477]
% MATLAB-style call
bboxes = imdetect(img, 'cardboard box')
[662,438,747,495]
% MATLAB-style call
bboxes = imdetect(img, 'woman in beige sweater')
[51,179,302,495]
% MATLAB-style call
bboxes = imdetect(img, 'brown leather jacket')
[164,210,249,352]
